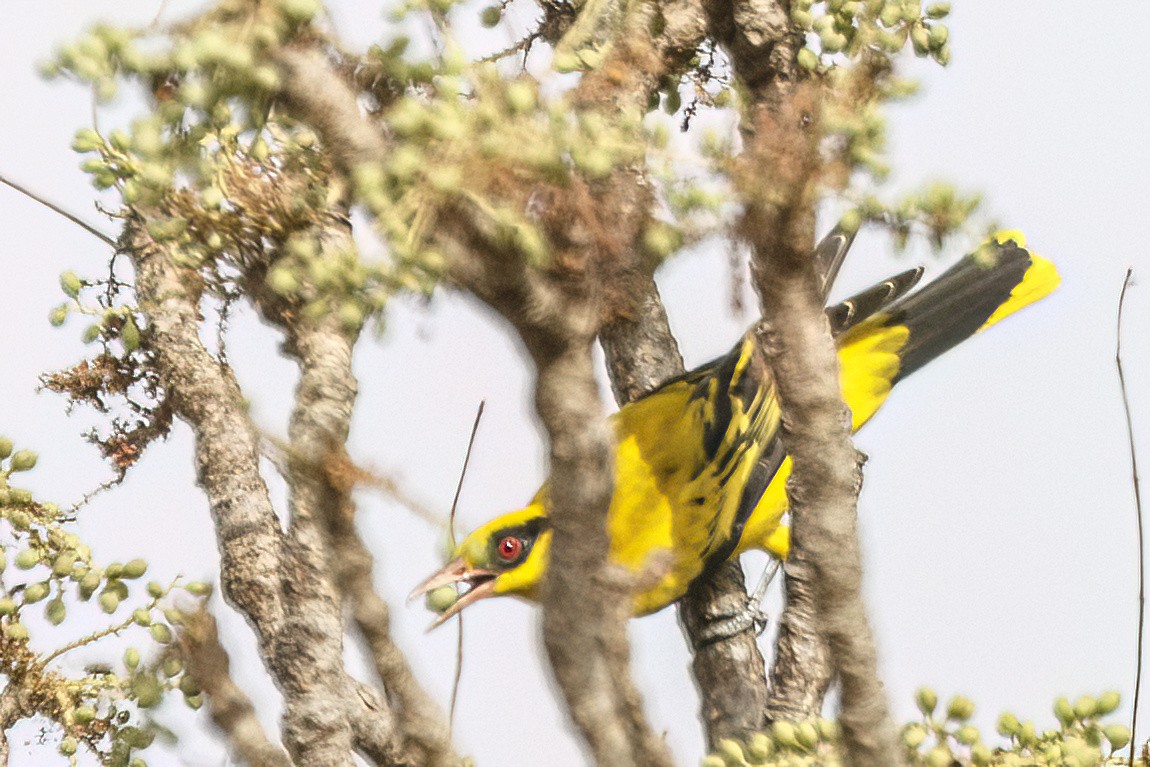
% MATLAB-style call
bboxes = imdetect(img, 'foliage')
[703,691,1134,767]
[0,438,208,766]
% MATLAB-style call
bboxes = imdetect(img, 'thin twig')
[261,434,443,526]
[39,606,147,666]
[180,610,293,767]
[1118,268,1144,762]
[67,475,125,516]
[447,401,485,732]
[0,173,116,247]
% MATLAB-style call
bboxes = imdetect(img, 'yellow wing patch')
[980,254,1060,332]
[836,321,910,430]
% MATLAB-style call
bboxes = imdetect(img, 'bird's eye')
[496,536,523,563]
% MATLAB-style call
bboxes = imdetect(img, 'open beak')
[408,557,498,630]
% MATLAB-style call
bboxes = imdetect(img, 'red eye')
[497,536,523,562]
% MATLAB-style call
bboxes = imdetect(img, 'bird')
[411,230,1060,625]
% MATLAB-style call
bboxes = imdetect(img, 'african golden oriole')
[411,231,1060,624]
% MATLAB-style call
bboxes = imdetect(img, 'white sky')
[2,1,1149,765]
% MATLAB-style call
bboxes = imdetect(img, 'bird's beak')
[408,557,498,630]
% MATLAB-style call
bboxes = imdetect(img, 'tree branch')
[181,610,294,767]
[251,219,454,766]
[528,334,673,767]
[763,555,833,722]
[129,218,411,765]
[737,69,901,764]
[128,220,287,642]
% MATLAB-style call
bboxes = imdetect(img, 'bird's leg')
[687,558,782,649]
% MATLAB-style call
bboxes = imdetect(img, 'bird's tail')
[837,230,1060,430]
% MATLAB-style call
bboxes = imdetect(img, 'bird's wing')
[612,333,778,583]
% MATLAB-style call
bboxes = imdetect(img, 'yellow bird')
[412,231,1060,624]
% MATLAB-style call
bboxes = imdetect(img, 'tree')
[0,0,1133,766]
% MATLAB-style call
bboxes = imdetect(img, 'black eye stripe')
[488,518,548,570]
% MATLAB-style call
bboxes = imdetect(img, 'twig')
[67,475,125,516]
[263,434,444,527]
[0,173,116,247]
[39,609,142,667]
[447,401,485,732]
[1118,268,1144,761]
[180,610,293,767]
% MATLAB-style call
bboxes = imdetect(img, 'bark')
[128,223,287,642]
[679,562,770,744]
[253,221,456,766]
[128,220,409,765]
[530,337,673,767]
[575,0,776,742]
[276,305,359,767]
[182,611,294,767]
[763,553,833,722]
[0,687,22,767]
[701,0,834,731]
[733,56,902,766]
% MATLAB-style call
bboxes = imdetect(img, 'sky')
[2,1,1149,765]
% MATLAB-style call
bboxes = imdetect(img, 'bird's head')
[410,504,551,628]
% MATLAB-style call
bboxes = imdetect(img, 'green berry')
[797,47,820,71]
[1104,724,1131,750]
[163,656,182,677]
[1054,696,1074,726]
[59,271,83,298]
[99,590,121,614]
[1097,691,1121,715]
[9,450,38,472]
[926,746,951,767]
[1073,695,1097,720]
[186,581,212,597]
[771,721,798,749]
[955,725,979,745]
[71,129,104,153]
[4,622,29,641]
[928,23,948,49]
[715,738,745,763]
[946,695,975,721]
[15,549,40,570]
[479,5,502,27]
[997,711,1020,736]
[925,2,950,18]
[903,723,927,749]
[795,721,819,750]
[46,598,66,625]
[425,585,458,613]
[910,23,930,55]
[179,674,201,697]
[915,687,938,716]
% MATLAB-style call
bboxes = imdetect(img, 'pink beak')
[408,557,498,630]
